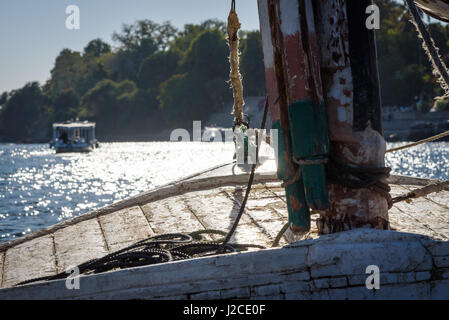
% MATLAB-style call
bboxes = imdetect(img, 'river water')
[0,141,448,243]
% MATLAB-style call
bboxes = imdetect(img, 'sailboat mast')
[258,0,389,234]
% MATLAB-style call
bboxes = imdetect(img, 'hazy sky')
[0,0,260,93]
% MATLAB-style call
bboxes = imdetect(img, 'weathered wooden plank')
[224,188,288,245]
[395,184,449,204]
[141,197,205,235]
[392,192,448,240]
[393,185,448,239]
[0,168,278,253]
[2,236,56,288]
[98,206,154,252]
[264,183,286,201]
[425,191,449,209]
[389,206,443,239]
[183,190,271,246]
[53,219,109,272]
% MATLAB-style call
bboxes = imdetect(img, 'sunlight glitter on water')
[0,141,447,242]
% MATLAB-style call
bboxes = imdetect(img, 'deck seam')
[0,251,6,288]
[137,205,156,235]
[423,196,449,212]
[221,190,275,241]
[181,198,215,240]
[264,184,287,203]
[96,217,110,253]
[51,235,60,274]
[266,203,288,220]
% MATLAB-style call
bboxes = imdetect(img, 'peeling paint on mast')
[315,0,389,233]
[258,0,389,234]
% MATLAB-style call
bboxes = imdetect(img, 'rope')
[281,169,302,188]
[386,129,449,153]
[327,154,393,208]
[228,0,245,125]
[216,96,270,253]
[17,230,265,286]
[404,0,449,97]
[272,222,290,247]
[392,180,449,204]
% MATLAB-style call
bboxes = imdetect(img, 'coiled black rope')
[17,230,264,286]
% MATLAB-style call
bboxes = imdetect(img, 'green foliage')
[137,51,180,90]
[45,49,85,99]
[84,39,111,57]
[180,29,228,78]
[171,19,226,55]
[0,92,8,106]
[158,29,231,127]
[240,31,265,96]
[50,88,80,123]
[1,82,48,141]
[112,20,177,52]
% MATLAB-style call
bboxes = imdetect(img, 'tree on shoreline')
[2,1,449,142]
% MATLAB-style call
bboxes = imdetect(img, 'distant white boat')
[50,121,99,153]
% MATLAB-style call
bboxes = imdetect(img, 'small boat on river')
[50,121,99,153]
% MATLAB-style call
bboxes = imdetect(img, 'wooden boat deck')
[0,160,448,289]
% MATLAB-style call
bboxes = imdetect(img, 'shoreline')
[2,135,449,144]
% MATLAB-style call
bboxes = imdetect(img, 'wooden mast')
[258,0,389,234]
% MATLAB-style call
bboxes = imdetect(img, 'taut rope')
[386,129,449,153]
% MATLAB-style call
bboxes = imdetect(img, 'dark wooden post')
[314,0,388,233]
[258,0,389,234]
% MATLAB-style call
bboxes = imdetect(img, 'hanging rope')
[404,0,449,96]
[380,2,449,153]
[217,97,270,254]
[228,0,245,125]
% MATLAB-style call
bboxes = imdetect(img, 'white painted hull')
[0,229,448,300]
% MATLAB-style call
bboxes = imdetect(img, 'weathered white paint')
[2,236,56,288]
[53,219,109,273]
[257,0,274,68]
[279,0,301,36]
[329,68,354,125]
[1,230,448,300]
[337,107,347,122]
[98,206,154,251]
